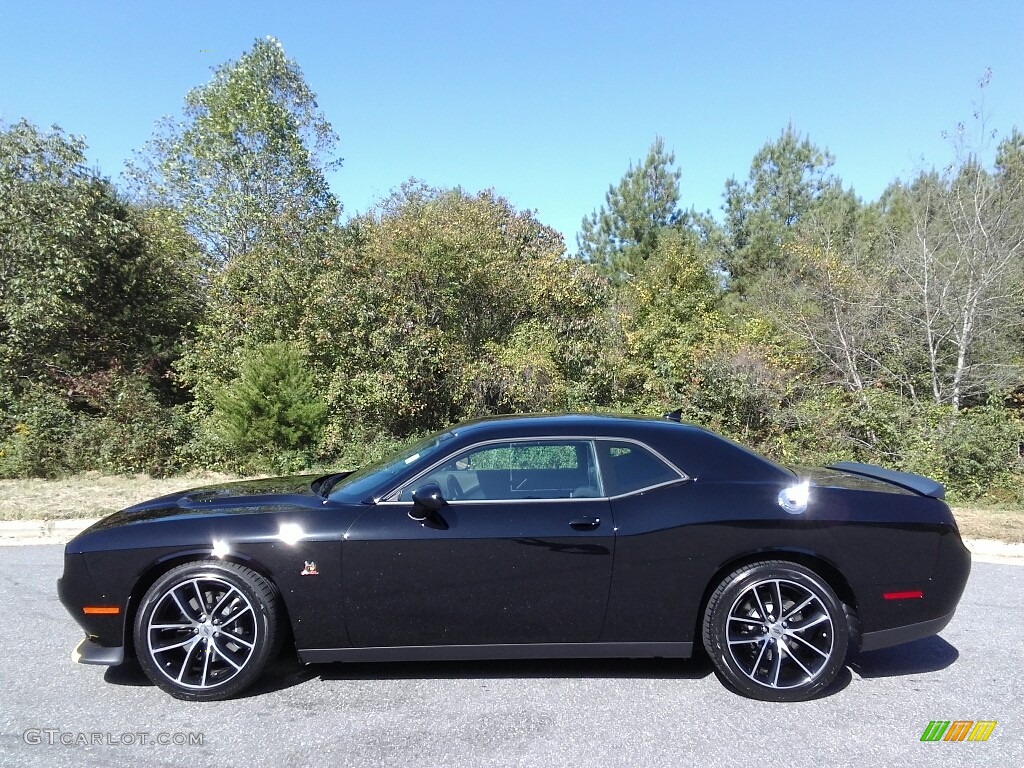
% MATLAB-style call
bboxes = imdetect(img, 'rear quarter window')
[598,441,682,496]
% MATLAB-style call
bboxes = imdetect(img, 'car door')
[341,439,614,648]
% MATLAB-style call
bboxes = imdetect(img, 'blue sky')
[2,1,1022,248]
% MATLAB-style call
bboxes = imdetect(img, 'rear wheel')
[133,561,281,701]
[702,561,849,702]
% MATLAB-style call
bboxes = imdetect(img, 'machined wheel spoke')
[150,622,193,631]
[729,615,766,627]
[772,581,784,621]
[200,640,212,688]
[210,586,240,617]
[728,635,764,645]
[782,596,814,620]
[780,640,814,679]
[169,589,196,622]
[217,629,255,649]
[175,639,202,682]
[790,613,830,632]
[153,635,200,653]
[192,581,208,615]
[752,637,769,673]
[220,603,254,626]
[752,588,770,622]
[786,630,830,658]
[770,645,783,686]
[210,639,243,670]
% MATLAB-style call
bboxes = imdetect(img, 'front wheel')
[133,561,281,701]
[702,561,850,702]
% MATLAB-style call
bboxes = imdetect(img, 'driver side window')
[399,440,602,501]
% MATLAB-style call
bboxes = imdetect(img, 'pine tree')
[722,125,839,293]
[212,342,326,469]
[577,136,682,281]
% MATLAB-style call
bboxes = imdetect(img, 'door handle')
[569,516,601,530]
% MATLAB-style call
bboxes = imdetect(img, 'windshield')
[327,429,457,503]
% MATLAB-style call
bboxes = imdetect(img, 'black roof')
[448,412,695,438]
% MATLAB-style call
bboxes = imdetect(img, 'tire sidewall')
[133,560,277,701]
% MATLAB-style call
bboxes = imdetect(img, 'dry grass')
[0,472,240,521]
[950,507,1024,544]
[1,474,1022,543]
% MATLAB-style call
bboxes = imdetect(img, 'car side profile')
[58,413,971,702]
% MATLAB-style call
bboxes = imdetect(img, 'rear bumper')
[858,609,956,652]
[854,528,970,652]
[72,637,124,666]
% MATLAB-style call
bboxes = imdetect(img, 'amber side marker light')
[82,606,120,615]
[883,590,924,600]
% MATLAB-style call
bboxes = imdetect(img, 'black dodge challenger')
[58,413,971,702]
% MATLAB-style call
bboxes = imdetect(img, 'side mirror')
[409,483,446,522]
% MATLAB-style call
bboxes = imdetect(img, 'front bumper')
[58,550,128,658]
[72,638,124,666]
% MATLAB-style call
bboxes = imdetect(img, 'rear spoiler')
[827,461,945,500]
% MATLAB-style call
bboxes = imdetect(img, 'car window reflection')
[399,440,603,501]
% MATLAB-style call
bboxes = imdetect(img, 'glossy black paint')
[58,414,971,668]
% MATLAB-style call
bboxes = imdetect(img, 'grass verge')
[0,472,240,521]
[950,507,1024,544]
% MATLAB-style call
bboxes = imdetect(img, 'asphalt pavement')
[0,544,1020,768]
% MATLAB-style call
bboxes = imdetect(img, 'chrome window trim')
[375,435,689,505]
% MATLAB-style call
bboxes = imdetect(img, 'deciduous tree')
[127,37,340,264]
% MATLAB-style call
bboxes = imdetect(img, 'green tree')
[723,125,840,293]
[143,37,344,450]
[298,183,612,446]
[0,120,203,477]
[577,136,682,280]
[753,194,913,401]
[211,342,327,471]
[621,232,720,380]
[127,36,340,263]
[0,120,202,396]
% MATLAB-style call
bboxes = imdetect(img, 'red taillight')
[82,606,120,615]
[882,590,924,600]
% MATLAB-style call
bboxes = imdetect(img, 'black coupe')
[58,413,971,702]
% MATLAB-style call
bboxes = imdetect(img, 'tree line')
[1,41,1021,502]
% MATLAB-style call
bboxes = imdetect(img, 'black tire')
[702,560,850,702]
[133,561,281,701]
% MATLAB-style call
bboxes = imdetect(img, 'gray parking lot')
[0,544,1019,768]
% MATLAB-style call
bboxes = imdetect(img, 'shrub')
[210,342,326,472]
[0,385,77,478]
[64,371,184,476]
